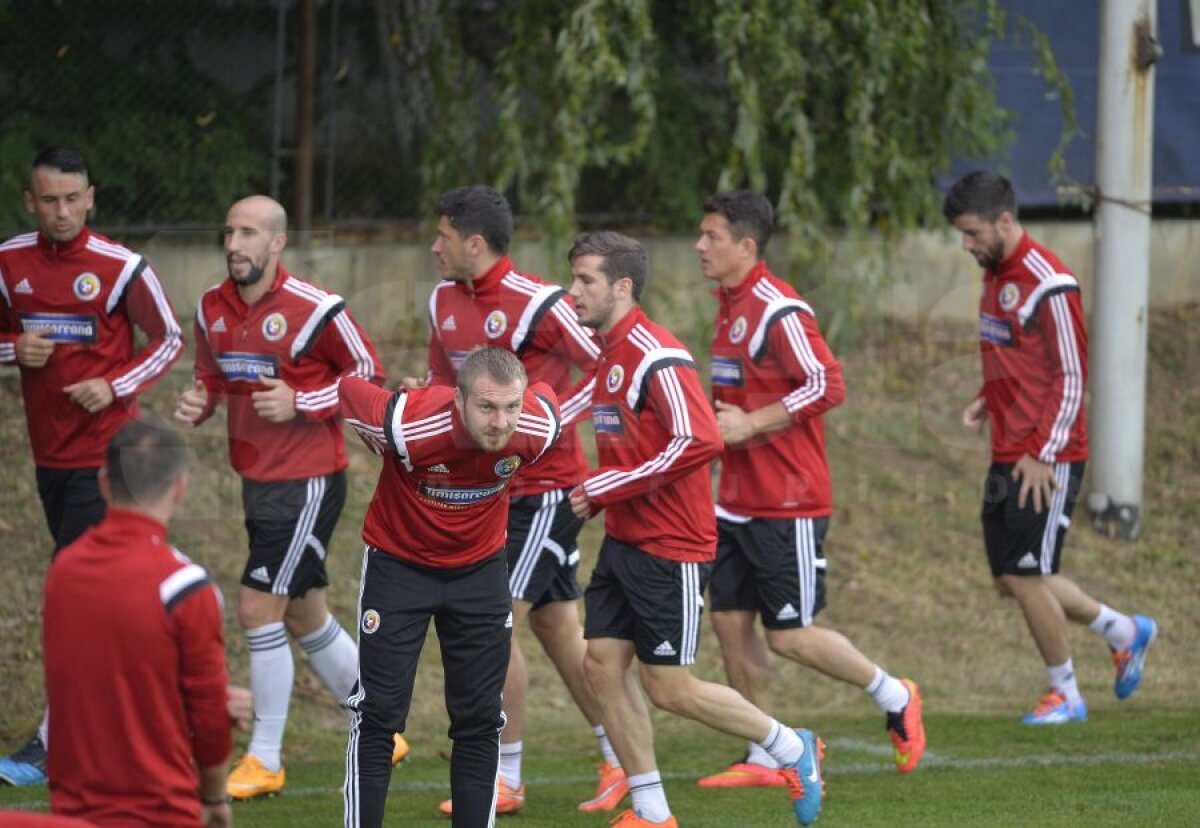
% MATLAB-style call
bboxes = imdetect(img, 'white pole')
[1087,0,1159,540]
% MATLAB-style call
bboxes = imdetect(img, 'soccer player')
[174,195,394,799]
[0,147,183,785]
[943,170,1157,723]
[410,186,623,816]
[695,190,926,783]
[42,419,237,827]
[564,231,824,828]
[339,346,562,828]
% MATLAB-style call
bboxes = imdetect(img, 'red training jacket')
[425,255,598,495]
[563,306,723,562]
[44,508,230,828]
[977,232,1088,464]
[340,377,561,568]
[0,228,182,467]
[711,261,845,518]
[191,264,383,481]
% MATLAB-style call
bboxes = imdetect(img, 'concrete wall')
[141,221,1200,338]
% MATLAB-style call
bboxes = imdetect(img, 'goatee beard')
[230,263,266,286]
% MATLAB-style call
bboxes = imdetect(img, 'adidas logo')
[426,463,450,473]
[1017,552,1038,569]
[14,278,32,295]
[776,603,799,621]
[211,316,227,332]
[249,566,271,583]
[653,640,676,657]
[442,315,457,331]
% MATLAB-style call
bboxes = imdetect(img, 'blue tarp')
[952,0,1200,207]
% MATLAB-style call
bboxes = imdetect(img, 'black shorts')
[583,536,711,666]
[36,466,107,554]
[241,471,346,597]
[506,488,584,609]
[710,516,829,629]
[981,461,1085,578]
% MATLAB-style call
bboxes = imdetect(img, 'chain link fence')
[0,0,420,237]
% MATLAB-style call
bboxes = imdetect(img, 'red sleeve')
[527,294,600,372]
[339,374,400,454]
[295,308,385,421]
[1033,288,1087,463]
[102,265,184,398]
[190,316,224,425]
[427,328,456,386]
[767,309,845,422]
[0,260,18,364]
[171,583,232,769]
[584,362,722,507]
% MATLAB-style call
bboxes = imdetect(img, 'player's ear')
[97,467,113,505]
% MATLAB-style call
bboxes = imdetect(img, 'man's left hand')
[570,485,597,520]
[1012,454,1056,514]
[252,377,297,422]
[63,377,115,413]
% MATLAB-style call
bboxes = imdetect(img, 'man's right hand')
[175,380,209,426]
[202,801,232,828]
[962,396,987,433]
[16,330,55,368]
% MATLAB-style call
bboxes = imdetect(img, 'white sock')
[627,770,670,823]
[745,741,779,769]
[298,614,358,704]
[499,740,523,788]
[246,622,293,771]
[1048,659,1083,706]
[594,725,620,767]
[758,720,805,767]
[1089,604,1136,651]
[38,709,49,748]
[865,666,911,714]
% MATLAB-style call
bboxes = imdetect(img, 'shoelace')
[1033,690,1067,715]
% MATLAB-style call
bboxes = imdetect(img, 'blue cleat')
[779,729,824,825]
[0,734,47,786]
[1112,614,1157,701]
[1022,690,1087,725]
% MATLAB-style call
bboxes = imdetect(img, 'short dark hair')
[702,190,774,256]
[31,147,90,185]
[456,346,527,398]
[942,171,1018,223]
[434,186,513,254]
[566,231,648,301]
[105,418,188,506]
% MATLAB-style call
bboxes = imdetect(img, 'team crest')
[73,272,101,301]
[729,316,748,344]
[998,283,1021,313]
[262,312,288,341]
[494,455,522,478]
[484,309,507,339]
[606,364,625,393]
[361,609,381,635]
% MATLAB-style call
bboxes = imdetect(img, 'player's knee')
[993,576,1017,598]
[764,627,813,662]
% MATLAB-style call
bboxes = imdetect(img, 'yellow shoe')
[391,733,410,765]
[226,754,285,800]
[438,779,525,816]
[609,809,678,827]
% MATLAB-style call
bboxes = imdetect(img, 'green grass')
[2,304,1198,825]
[3,710,1198,826]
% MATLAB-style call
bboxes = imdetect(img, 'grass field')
[1,301,1198,826]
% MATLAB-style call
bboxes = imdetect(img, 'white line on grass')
[6,748,1197,810]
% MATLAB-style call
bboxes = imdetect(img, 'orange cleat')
[226,754,285,800]
[608,809,679,827]
[886,678,927,773]
[578,760,630,812]
[696,759,785,788]
[438,779,525,816]
[391,733,410,765]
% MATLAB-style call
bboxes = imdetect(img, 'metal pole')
[294,0,317,234]
[1087,0,1159,540]
[271,0,288,201]
[324,0,340,223]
